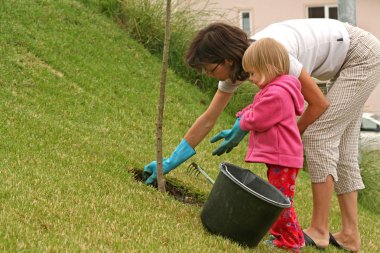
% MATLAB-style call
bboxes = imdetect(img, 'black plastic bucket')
[201,162,291,248]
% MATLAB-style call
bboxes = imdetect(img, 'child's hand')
[210,117,248,156]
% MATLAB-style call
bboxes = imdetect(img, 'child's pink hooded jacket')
[237,75,304,168]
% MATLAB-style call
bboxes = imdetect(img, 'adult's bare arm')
[184,89,233,148]
[298,68,330,134]
[143,89,233,184]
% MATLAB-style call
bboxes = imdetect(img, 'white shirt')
[218,19,350,93]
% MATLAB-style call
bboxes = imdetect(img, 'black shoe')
[303,231,325,251]
[329,233,354,253]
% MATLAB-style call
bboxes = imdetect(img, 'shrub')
[358,149,380,214]
[116,0,219,94]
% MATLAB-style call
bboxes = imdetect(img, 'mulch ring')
[129,168,205,206]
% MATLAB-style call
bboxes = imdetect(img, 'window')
[240,11,251,35]
[308,5,338,19]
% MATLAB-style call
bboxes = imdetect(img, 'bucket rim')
[220,163,291,208]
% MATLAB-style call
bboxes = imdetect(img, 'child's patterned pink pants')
[266,164,305,252]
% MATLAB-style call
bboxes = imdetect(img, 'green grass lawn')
[0,1,378,252]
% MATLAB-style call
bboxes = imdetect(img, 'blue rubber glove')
[210,117,249,156]
[143,139,196,185]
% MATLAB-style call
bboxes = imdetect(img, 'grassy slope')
[0,1,378,252]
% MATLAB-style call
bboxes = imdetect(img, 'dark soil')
[130,168,205,206]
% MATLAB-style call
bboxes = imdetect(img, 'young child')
[238,38,305,252]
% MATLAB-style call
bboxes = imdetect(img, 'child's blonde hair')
[242,38,290,83]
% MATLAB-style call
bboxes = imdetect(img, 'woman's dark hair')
[185,22,250,83]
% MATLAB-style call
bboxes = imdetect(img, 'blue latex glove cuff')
[210,117,248,156]
[144,139,196,185]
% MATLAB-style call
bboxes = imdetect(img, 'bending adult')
[143,19,380,252]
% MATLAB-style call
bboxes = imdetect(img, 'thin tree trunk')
[156,0,171,192]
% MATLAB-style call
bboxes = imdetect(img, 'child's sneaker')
[263,239,276,248]
[264,239,303,252]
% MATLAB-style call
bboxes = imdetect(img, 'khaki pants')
[303,23,380,194]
